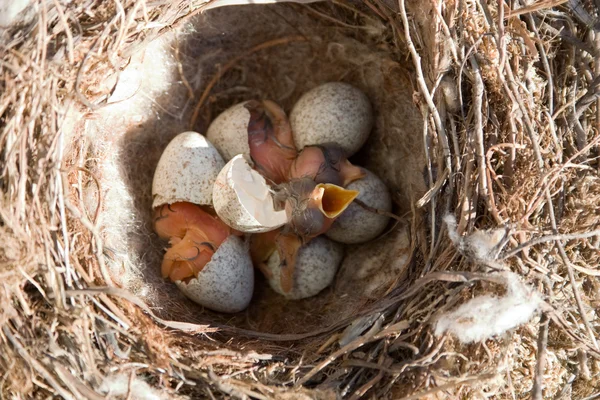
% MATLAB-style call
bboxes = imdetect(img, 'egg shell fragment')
[206,102,251,161]
[266,236,344,300]
[326,169,392,244]
[175,235,254,313]
[152,131,225,208]
[290,82,373,156]
[213,154,288,233]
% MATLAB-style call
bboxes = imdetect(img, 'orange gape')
[154,202,231,281]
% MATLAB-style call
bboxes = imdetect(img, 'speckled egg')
[266,236,344,300]
[290,82,373,156]
[152,131,225,208]
[335,226,411,297]
[175,235,254,313]
[326,169,391,244]
[206,102,251,161]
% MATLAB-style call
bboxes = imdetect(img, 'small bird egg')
[290,82,373,156]
[326,169,391,244]
[152,131,225,208]
[175,235,254,313]
[266,236,344,300]
[206,102,251,161]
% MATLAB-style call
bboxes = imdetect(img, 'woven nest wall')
[1,1,600,399]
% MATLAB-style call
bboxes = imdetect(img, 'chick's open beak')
[262,180,360,294]
[246,100,297,184]
[313,183,359,219]
[286,181,359,237]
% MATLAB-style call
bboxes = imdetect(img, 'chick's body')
[288,143,365,186]
[258,177,357,293]
[245,100,297,184]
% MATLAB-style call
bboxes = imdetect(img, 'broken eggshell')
[152,131,225,208]
[265,236,344,300]
[152,132,253,313]
[176,235,254,313]
[326,169,392,244]
[290,82,373,156]
[154,202,232,281]
[206,101,251,161]
[213,154,288,233]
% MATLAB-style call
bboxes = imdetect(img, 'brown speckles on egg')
[290,82,373,156]
[326,169,391,244]
[152,131,225,208]
[175,235,254,313]
[266,236,344,300]
[206,102,252,161]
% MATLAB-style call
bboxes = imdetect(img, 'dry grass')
[1,0,600,399]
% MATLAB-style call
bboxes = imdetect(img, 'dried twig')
[397,373,497,400]
[532,313,549,400]
[503,230,600,259]
[398,0,452,182]
[2,327,77,400]
[297,321,409,385]
[469,57,490,207]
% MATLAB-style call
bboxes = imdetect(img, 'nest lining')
[2,0,600,399]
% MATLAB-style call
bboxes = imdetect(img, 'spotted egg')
[290,82,373,156]
[325,169,392,244]
[265,236,344,300]
[206,102,251,161]
[175,235,254,313]
[152,131,225,208]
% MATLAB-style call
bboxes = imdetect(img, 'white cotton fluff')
[444,214,506,261]
[434,272,542,343]
[437,215,542,343]
[98,374,170,400]
[0,0,33,27]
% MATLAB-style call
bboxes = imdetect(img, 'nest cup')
[78,3,426,335]
[7,1,538,398]
[6,0,600,398]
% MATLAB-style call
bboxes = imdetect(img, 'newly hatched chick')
[153,202,232,281]
[277,178,358,237]
[288,143,365,186]
[153,201,253,314]
[249,143,363,294]
[264,236,344,299]
[252,177,358,293]
[245,100,297,184]
[206,99,297,183]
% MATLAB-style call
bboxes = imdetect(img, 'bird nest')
[1,0,600,399]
